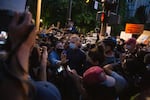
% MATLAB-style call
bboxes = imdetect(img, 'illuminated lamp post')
[68,0,72,21]
[36,0,42,31]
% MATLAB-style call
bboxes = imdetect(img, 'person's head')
[125,38,136,52]
[54,41,64,54]
[53,70,80,100]
[69,34,81,49]
[63,41,69,50]
[102,37,116,53]
[34,81,61,100]
[83,66,117,100]
[87,47,105,65]
[29,45,42,80]
[68,21,74,27]
[117,38,125,46]
[29,45,41,66]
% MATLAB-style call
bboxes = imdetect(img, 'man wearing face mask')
[48,41,68,68]
[66,34,86,76]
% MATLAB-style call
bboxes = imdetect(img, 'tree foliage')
[27,0,97,33]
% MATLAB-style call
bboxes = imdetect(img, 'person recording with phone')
[48,41,68,73]
[29,45,48,81]
[0,10,37,100]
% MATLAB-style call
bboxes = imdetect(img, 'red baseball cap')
[83,66,116,87]
[125,38,136,45]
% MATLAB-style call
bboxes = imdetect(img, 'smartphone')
[0,31,7,48]
[57,66,64,73]
[0,0,35,50]
[0,0,27,32]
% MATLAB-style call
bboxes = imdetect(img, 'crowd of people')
[0,10,150,100]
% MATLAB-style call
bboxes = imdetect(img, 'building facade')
[126,0,150,23]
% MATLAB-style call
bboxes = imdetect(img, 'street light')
[101,0,106,3]
[86,0,90,3]
[68,0,72,21]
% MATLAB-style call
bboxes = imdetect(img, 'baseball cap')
[34,81,61,100]
[125,38,136,45]
[83,66,116,87]
[102,37,117,49]
[0,0,26,13]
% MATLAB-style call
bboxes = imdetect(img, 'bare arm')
[2,12,37,100]
[67,70,87,99]
[39,46,48,81]
[8,12,37,79]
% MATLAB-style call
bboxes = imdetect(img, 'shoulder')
[79,49,86,54]
[49,51,58,56]
[34,81,61,100]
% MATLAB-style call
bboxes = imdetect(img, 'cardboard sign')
[120,31,132,41]
[106,26,111,36]
[125,23,144,34]
[137,30,150,44]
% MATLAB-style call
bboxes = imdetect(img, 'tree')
[27,0,98,33]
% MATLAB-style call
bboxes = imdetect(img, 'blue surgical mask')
[126,45,131,49]
[69,43,76,49]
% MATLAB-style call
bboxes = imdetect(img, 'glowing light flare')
[86,0,90,3]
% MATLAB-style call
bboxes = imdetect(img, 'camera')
[0,0,27,31]
[0,0,35,51]
[0,0,27,48]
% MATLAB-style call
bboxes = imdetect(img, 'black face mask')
[56,49,63,54]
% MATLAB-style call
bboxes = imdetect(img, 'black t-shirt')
[67,49,86,75]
